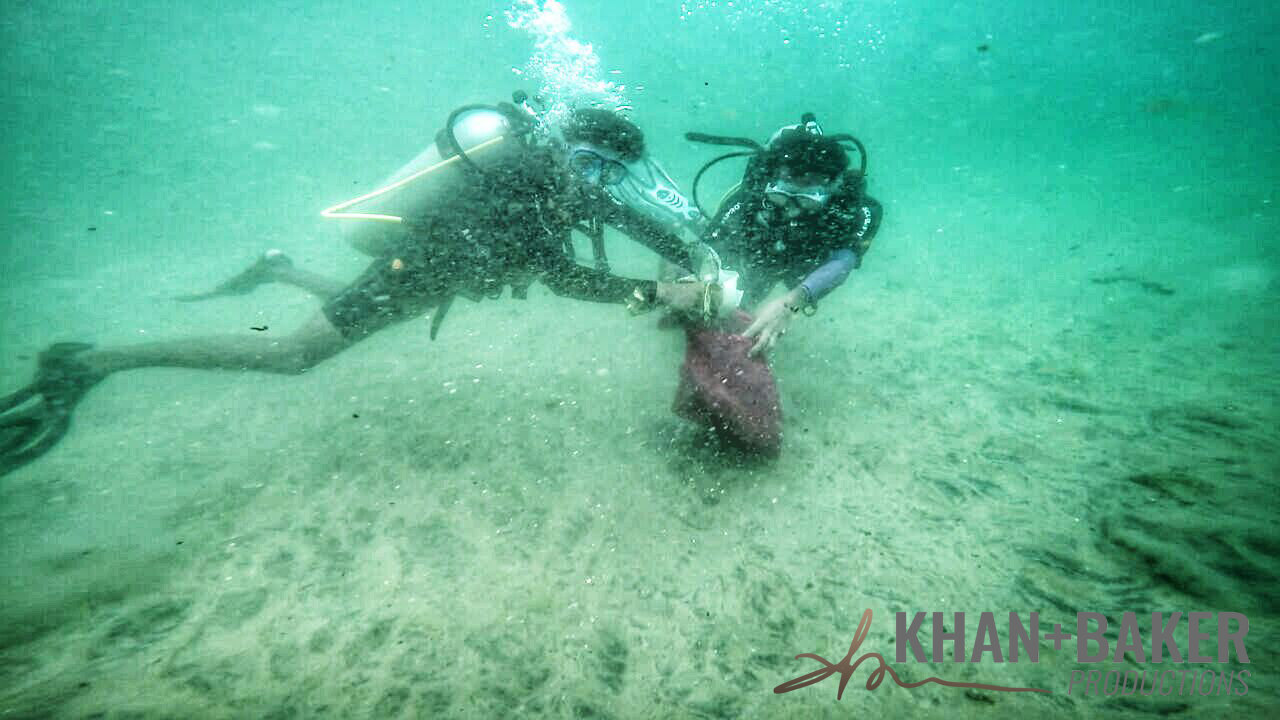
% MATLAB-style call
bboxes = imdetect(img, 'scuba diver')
[685,113,883,356]
[0,96,723,476]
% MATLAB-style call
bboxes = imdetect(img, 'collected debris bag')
[672,312,782,456]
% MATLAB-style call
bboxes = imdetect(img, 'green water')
[1,1,1276,717]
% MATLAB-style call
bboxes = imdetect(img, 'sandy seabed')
[1,3,1277,707]
[1,163,1275,718]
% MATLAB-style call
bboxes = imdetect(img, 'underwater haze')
[2,0,1277,718]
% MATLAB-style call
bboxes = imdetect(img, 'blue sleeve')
[799,248,859,302]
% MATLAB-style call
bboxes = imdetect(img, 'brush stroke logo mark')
[774,609,1052,698]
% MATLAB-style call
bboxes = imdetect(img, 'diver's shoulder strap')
[708,185,755,231]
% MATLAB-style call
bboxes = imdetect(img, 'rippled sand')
[2,2,1277,718]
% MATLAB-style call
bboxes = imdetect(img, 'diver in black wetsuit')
[689,114,883,356]
[0,103,711,476]
[319,107,703,340]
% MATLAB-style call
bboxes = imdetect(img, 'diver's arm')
[539,253,646,303]
[746,225,863,356]
[600,204,692,271]
[538,255,712,314]
[797,196,884,303]
[798,248,858,304]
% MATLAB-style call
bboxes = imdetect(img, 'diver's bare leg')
[0,312,352,475]
[83,311,349,375]
[177,250,348,302]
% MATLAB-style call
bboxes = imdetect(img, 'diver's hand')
[743,299,790,357]
[743,287,807,357]
[0,343,104,476]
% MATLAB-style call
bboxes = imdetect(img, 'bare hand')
[743,296,792,357]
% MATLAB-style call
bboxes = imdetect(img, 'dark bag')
[672,312,782,456]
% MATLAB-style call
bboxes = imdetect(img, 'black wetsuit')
[323,147,688,338]
[707,174,882,308]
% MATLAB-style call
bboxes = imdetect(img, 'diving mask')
[569,147,629,186]
[764,176,837,212]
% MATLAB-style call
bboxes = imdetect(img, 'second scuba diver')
[686,113,883,356]
[0,97,723,476]
[636,114,882,457]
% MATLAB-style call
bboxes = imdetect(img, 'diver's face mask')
[568,145,629,186]
[764,172,841,216]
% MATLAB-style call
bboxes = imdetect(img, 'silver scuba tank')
[325,105,531,257]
